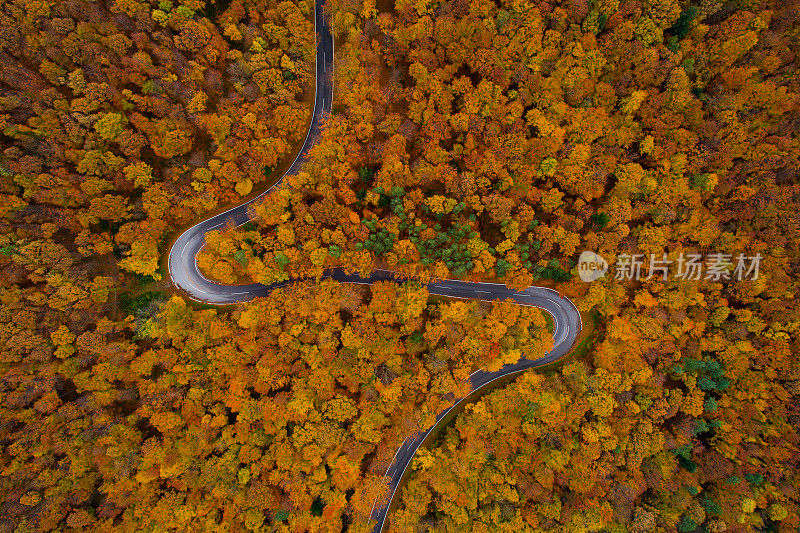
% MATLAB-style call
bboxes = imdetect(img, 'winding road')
[167,1,582,530]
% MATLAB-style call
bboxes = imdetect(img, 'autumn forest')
[0,0,799,531]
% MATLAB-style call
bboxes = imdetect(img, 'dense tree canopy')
[0,0,798,530]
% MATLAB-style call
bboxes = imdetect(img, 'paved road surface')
[166,1,582,531]
[167,0,332,303]
[365,280,580,531]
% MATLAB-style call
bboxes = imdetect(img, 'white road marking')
[180,238,191,258]
[475,290,489,294]
[386,437,408,476]
[561,324,570,341]
[370,436,409,518]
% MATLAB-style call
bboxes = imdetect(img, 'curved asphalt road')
[166,1,583,531]
[366,282,580,532]
[167,0,333,304]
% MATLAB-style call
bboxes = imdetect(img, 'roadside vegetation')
[0,0,797,531]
